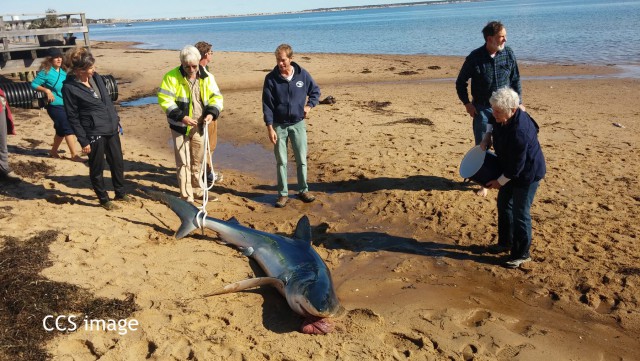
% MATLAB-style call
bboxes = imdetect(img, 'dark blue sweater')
[490,108,546,185]
[262,62,320,126]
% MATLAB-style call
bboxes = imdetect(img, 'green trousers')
[273,121,308,196]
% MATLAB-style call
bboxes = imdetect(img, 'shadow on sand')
[312,223,503,266]
[313,175,471,193]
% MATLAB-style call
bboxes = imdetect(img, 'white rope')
[195,119,215,231]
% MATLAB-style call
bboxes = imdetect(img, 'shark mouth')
[301,316,334,334]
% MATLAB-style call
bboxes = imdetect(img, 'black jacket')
[62,72,120,147]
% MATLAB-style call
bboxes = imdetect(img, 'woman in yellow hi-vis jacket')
[158,45,223,203]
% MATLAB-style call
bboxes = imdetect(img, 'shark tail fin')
[293,215,312,243]
[142,188,200,239]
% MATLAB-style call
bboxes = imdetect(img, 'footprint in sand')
[497,343,536,359]
[343,308,384,333]
[462,344,479,361]
[464,309,493,327]
[385,332,427,357]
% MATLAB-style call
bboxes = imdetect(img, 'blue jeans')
[472,104,493,145]
[273,121,308,196]
[497,180,540,259]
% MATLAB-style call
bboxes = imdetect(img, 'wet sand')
[1,41,639,360]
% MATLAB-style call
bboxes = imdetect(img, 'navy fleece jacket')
[490,108,546,186]
[262,62,320,126]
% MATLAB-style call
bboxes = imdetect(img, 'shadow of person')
[0,178,95,206]
[312,174,473,194]
[205,183,276,205]
[312,223,502,266]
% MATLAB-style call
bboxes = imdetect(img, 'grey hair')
[490,87,520,112]
[179,45,201,64]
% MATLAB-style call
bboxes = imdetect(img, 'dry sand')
[1,41,639,360]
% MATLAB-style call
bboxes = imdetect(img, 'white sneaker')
[504,257,531,268]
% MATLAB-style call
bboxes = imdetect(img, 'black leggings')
[88,133,125,203]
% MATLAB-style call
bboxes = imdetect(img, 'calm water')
[89,0,640,65]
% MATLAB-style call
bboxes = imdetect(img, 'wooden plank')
[0,44,79,53]
[0,26,88,37]
[0,58,43,72]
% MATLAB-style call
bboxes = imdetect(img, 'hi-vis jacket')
[158,65,223,135]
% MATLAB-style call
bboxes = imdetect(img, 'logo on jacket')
[295,81,304,88]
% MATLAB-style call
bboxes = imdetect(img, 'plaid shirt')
[456,45,522,106]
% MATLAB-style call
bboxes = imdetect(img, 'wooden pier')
[0,12,90,75]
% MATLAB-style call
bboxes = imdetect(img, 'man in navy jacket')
[457,21,523,197]
[262,44,320,208]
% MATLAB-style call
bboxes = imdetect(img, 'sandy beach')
[1,41,639,360]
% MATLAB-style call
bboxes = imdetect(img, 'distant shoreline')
[94,0,478,23]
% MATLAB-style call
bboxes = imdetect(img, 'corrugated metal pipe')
[0,75,118,108]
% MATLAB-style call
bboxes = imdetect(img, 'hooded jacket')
[62,72,120,147]
[262,62,320,126]
[157,65,223,135]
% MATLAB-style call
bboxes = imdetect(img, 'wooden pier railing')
[0,12,90,75]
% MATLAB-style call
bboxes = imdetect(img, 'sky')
[2,1,436,20]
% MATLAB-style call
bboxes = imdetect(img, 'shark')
[146,189,345,334]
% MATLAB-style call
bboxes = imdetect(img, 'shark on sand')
[145,189,345,334]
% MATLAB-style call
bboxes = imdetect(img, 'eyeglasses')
[183,64,199,69]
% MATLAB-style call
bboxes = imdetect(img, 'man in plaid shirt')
[456,20,524,197]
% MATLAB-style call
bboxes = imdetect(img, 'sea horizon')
[89,0,640,67]
[95,0,470,23]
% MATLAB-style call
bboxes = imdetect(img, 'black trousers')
[88,133,125,203]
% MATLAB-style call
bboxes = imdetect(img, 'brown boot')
[275,196,288,208]
[299,192,316,203]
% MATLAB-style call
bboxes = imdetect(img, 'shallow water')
[120,96,157,107]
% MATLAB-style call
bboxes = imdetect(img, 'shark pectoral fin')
[293,215,312,244]
[204,277,284,297]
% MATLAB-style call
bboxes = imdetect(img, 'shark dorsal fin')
[227,217,241,224]
[293,215,312,244]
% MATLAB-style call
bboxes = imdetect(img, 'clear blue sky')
[3,1,435,20]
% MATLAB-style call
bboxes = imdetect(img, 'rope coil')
[195,120,215,231]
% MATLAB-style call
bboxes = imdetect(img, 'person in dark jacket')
[62,47,129,210]
[262,44,320,208]
[456,21,523,197]
[480,87,546,268]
